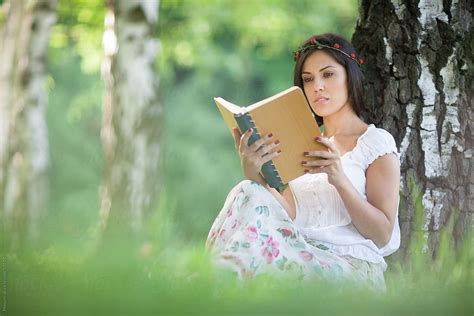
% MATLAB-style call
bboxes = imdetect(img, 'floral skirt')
[206,180,386,291]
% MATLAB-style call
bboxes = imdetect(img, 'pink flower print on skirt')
[206,180,386,292]
[261,236,280,264]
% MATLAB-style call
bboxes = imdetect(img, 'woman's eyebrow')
[302,65,336,74]
[319,65,335,72]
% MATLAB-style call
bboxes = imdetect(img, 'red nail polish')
[268,133,273,138]
[301,161,307,165]
[304,169,309,173]
[247,128,252,133]
[277,150,282,153]
[303,151,309,155]
[275,140,280,145]
[315,136,321,141]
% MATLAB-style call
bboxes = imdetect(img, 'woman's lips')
[314,97,329,104]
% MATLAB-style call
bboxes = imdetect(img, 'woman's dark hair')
[293,33,364,124]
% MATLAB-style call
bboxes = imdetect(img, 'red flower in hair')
[293,37,365,67]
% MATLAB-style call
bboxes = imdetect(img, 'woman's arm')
[264,185,296,220]
[303,137,400,248]
[335,154,400,248]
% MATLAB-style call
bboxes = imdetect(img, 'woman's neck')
[322,106,366,137]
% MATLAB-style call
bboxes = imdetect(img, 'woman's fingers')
[256,139,280,157]
[232,127,242,149]
[301,158,333,167]
[240,129,277,155]
[260,148,282,165]
[315,137,340,155]
[239,128,254,152]
[249,132,274,151]
[304,168,325,174]
[303,150,334,159]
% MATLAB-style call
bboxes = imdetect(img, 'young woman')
[206,33,401,291]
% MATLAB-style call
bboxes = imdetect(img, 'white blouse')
[288,124,401,271]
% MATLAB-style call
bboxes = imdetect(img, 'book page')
[214,97,245,133]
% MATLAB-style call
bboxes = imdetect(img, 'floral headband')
[293,37,365,66]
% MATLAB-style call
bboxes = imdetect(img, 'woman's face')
[301,50,350,118]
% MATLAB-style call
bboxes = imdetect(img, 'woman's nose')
[313,78,324,91]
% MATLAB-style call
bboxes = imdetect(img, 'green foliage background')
[44,0,359,246]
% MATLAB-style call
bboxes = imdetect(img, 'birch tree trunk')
[352,0,473,260]
[100,0,162,235]
[0,0,57,250]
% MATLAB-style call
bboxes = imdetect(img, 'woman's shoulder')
[363,124,395,141]
[356,124,400,165]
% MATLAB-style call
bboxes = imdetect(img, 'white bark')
[0,0,56,246]
[354,0,472,257]
[101,0,162,233]
[440,50,460,106]
[99,9,116,231]
[0,2,14,190]
[416,1,464,233]
[25,0,56,240]
[390,0,406,21]
[399,103,416,167]
[417,0,448,29]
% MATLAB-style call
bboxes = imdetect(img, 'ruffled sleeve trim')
[354,126,400,169]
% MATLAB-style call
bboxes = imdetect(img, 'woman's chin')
[314,110,329,118]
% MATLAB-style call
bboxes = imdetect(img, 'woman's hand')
[232,127,282,185]
[301,136,348,187]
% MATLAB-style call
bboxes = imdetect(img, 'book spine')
[234,112,283,190]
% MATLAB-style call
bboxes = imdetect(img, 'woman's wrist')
[244,171,267,186]
[332,174,351,191]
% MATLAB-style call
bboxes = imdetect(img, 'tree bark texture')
[100,0,162,234]
[0,0,57,250]
[352,0,472,260]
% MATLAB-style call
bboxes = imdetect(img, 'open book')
[214,86,325,191]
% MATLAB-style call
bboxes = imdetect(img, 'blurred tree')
[0,0,57,250]
[352,0,473,260]
[100,0,162,236]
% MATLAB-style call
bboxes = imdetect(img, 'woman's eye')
[323,72,334,78]
[302,77,313,83]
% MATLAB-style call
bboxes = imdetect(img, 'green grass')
[3,187,473,315]
[4,240,472,315]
